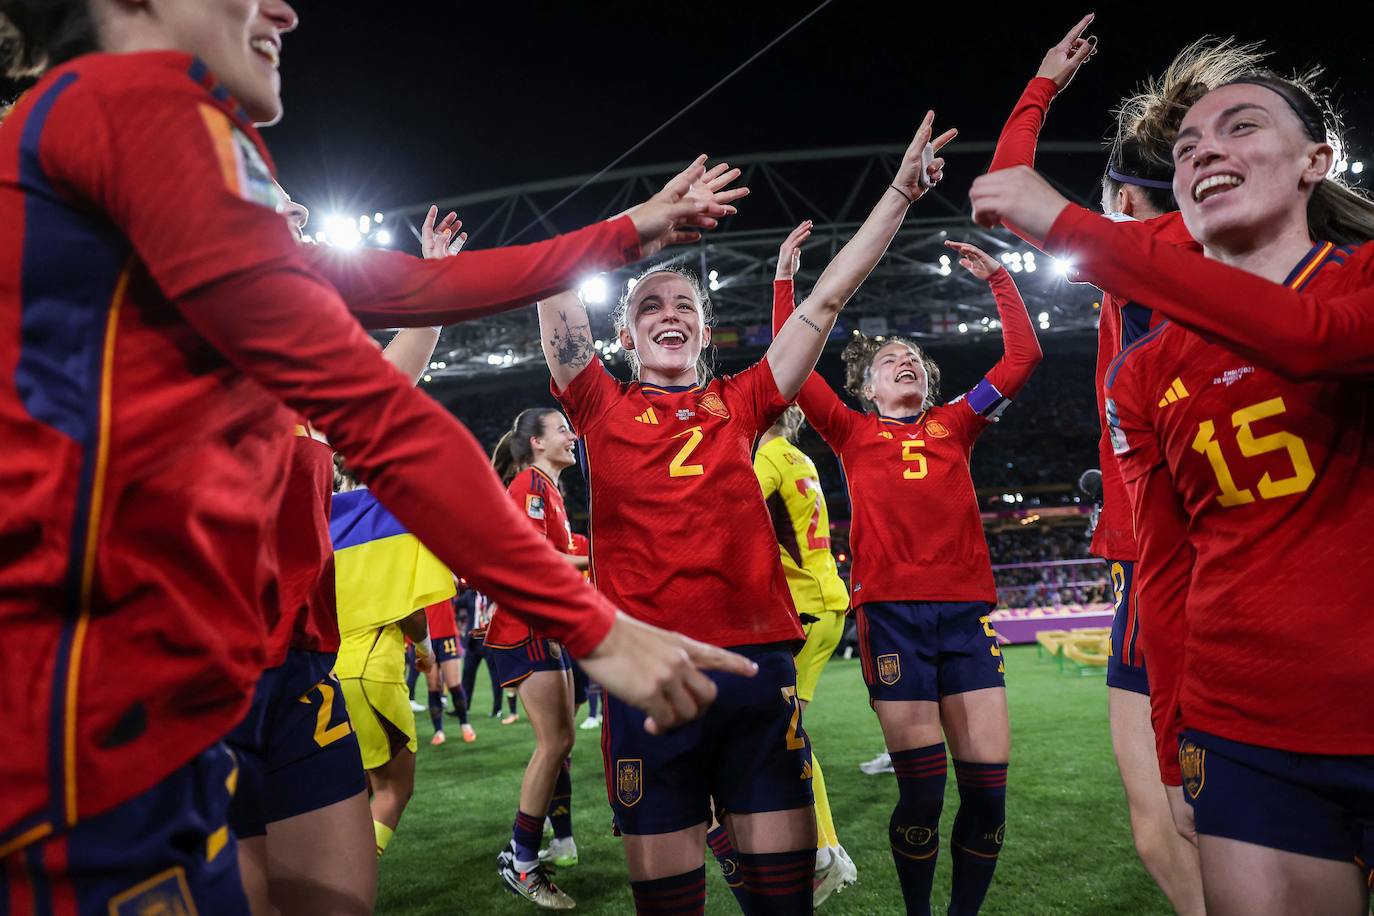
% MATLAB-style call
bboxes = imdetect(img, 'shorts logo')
[616,758,643,807]
[109,866,195,916]
[698,392,730,419]
[925,420,950,438]
[877,653,901,686]
[1179,740,1205,800]
[548,641,562,660]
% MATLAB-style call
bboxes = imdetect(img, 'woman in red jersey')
[773,235,1041,916]
[972,65,1374,916]
[985,21,1268,913]
[487,407,588,908]
[0,1,758,909]
[538,115,955,915]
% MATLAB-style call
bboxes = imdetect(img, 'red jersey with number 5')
[554,360,802,647]
[1106,240,1374,779]
[484,466,575,648]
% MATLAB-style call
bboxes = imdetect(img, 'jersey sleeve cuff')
[1042,203,1103,260]
[609,214,643,265]
[560,602,617,659]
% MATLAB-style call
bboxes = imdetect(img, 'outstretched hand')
[892,111,958,202]
[1036,13,1097,90]
[421,205,467,260]
[628,155,749,258]
[776,220,813,281]
[944,240,1002,280]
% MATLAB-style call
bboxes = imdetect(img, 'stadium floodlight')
[708,269,719,281]
[486,354,502,366]
[374,229,392,246]
[626,277,638,292]
[1337,159,1350,173]
[957,322,968,333]
[1354,161,1366,175]
[1000,252,1013,264]
[323,215,362,250]
[709,277,721,291]
[358,215,371,233]
[939,254,951,266]
[314,231,326,243]
[1037,312,1049,323]
[579,276,608,304]
[374,212,384,223]
[1051,257,1073,277]
[422,374,432,382]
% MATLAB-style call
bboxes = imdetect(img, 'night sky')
[261,2,1374,246]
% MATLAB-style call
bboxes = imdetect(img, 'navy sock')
[889,743,947,916]
[629,866,706,915]
[511,809,543,864]
[507,692,518,715]
[736,849,814,915]
[949,760,1007,916]
[547,757,573,839]
[586,687,600,719]
[449,685,469,725]
[706,824,747,908]
[427,689,444,734]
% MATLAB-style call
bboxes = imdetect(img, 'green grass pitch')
[379,646,1169,914]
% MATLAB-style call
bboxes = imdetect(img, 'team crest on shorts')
[108,866,195,916]
[548,641,562,660]
[616,758,644,807]
[697,392,730,419]
[877,653,901,686]
[1179,740,1206,799]
[925,420,950,439]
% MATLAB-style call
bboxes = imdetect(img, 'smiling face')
[1172,82,1332,250]
[617,271,710,384]
[532,411,578,471]
[865,341,929,416]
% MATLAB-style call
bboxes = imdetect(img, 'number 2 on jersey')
[793,478,830,549]
[302,678,353,748]
[1191,396,1315,508]
[669,425,705,478]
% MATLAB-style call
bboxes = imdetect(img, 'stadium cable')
[498,0,834,246]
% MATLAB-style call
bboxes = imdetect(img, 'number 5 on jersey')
[902,439,928,480]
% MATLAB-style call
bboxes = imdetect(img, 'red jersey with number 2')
[554,360,803,647]
[484,466,575,648]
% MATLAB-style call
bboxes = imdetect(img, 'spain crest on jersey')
[616,758,643,807]
[1179,740,1205,799]
[109,866,195,916]
[925,420,950,439]
[877,653,901,685]
[698,392,730,419]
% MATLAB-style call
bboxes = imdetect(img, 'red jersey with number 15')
[484,466,575,648]
[1106,240,1374,778]
[554,360,803,647]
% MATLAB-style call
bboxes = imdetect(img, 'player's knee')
[890,804,940,860]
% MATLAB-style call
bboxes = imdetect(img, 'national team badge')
[877,653,901,686]
[878,430,894,439]
[1179,740,1205,799]
[616,758,644,807]
[526,495,545,520]
[698,392,730,419]
[198,105,284,212]
[109,866,195,916]
[925,420,950,439]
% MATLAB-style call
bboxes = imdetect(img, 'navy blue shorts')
[1105,560,1149,695]
[570,660,590,707]
[1181,730,1374,866]
[602,644,813,836]
[433,635,461,665]
[488,639,571,689]
[226,649,366,838]
[855,601,1005,702]
[0,744,248,915]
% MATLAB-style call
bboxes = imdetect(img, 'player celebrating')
[486,408,588,908]
[985,20,1267,912]
[540,115,954,914]
[970,66,1374,916]
[424,597,475,745]
[773,238,1041,915]
[0,1,761,905]
[754,396,857,909]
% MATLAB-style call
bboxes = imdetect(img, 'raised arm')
[944,241,1043,399]
[378,206,465,382]
[767,112,956,401]
[539,289,596,393]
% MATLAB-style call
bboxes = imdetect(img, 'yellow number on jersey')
[901,439,928,480]
[669,425,705,478]
[1192,396,1314,509]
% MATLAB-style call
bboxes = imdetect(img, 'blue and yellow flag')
[330,488,455,640]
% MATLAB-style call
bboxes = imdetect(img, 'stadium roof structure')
[381,141,1109,379]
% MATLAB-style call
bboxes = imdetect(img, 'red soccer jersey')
[988,76,1197,562]
[773,271,1041,606]
[425,600,459,642]
[276,419,339,659]
[1102,238,1374,783]
[485,467,576,648]
[554,361,803,647]
[0,51,641,847]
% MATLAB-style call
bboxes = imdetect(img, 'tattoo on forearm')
[548,310,594,367]
[796,313,824,334]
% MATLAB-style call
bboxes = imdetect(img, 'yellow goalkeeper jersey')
[754,436,849,614]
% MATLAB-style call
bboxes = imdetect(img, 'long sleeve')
[771,279,858,447]
[1045,204,1374,379]
[981,267,1043,399]
[988,77,1060,248]
[1125,462,1195,786]
[300,217,642,330]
